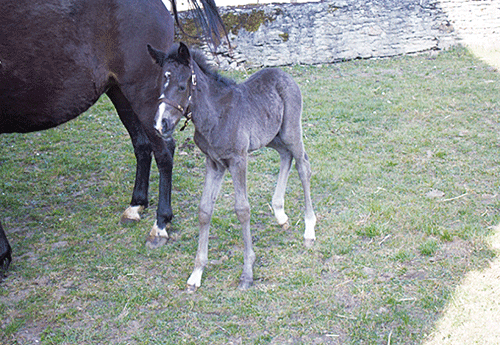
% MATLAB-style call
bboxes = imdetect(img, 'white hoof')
[281,220,290,230]
[121,205,144,223]
[187,268,203,292]
[274,209,289,228]
[145,221,169,249]
[304,238,315,248]
[186,284,197,293]
[303,214,316,248]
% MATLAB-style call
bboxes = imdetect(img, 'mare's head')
[147,42,196,136]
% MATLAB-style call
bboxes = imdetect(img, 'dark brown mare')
[0,0,225,274]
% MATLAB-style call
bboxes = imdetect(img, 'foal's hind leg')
[293,149,316,247]
[271,148,294,229]
[272,137,316,247]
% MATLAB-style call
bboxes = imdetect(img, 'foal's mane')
[166,44,235,87]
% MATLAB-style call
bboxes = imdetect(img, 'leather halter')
[158,61,197,131]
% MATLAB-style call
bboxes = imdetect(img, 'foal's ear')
[147,44,167,67]
[178,42,191,65]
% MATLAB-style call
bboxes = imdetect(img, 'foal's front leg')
[229,158,255,290]
[187,158,225,292]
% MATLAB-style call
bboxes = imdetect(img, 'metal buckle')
[191,73,197,87]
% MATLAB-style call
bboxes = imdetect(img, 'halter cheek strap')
[158,60,197,131]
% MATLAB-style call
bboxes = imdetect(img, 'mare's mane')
[166,44,235,87]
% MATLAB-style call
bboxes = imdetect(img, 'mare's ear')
[178,42,191,65]
[147,44,167,67]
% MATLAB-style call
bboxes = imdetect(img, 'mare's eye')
[178,85,186,92]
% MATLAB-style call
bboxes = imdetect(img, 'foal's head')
[147,42,195,136]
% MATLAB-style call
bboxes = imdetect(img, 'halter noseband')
[158,61,197,131]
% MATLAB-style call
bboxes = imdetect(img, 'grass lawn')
[1,46,499,344]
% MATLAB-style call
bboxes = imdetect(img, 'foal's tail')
[167,0,229,49]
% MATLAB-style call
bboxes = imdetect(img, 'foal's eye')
[178,85,186,92]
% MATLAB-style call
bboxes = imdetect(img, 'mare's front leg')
[187,158,226,292]
[228,157,255,290]
[145,134,175,249]
[117,88,175,249]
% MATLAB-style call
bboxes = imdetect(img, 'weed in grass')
[393,249,413,263]
[356,223,382,238]
[419,238,440,256]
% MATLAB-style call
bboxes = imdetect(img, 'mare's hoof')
[304,238,315,248]
[120,205,144,224]
[238,279,253,290]
[186,284,197,294]
[145,222,169,249]
[145,235,168,249]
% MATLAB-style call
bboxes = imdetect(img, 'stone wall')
[177,0,500,70]
[437,0,500,50]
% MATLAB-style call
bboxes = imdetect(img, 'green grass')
[1,46,499,344]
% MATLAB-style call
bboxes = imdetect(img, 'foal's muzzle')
[155,96,192,136]
[154,101,178,137]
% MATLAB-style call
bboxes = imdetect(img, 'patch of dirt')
[438,238,473,260]
[9,326,44,344]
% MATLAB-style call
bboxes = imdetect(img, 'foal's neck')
[191,61,234,123]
